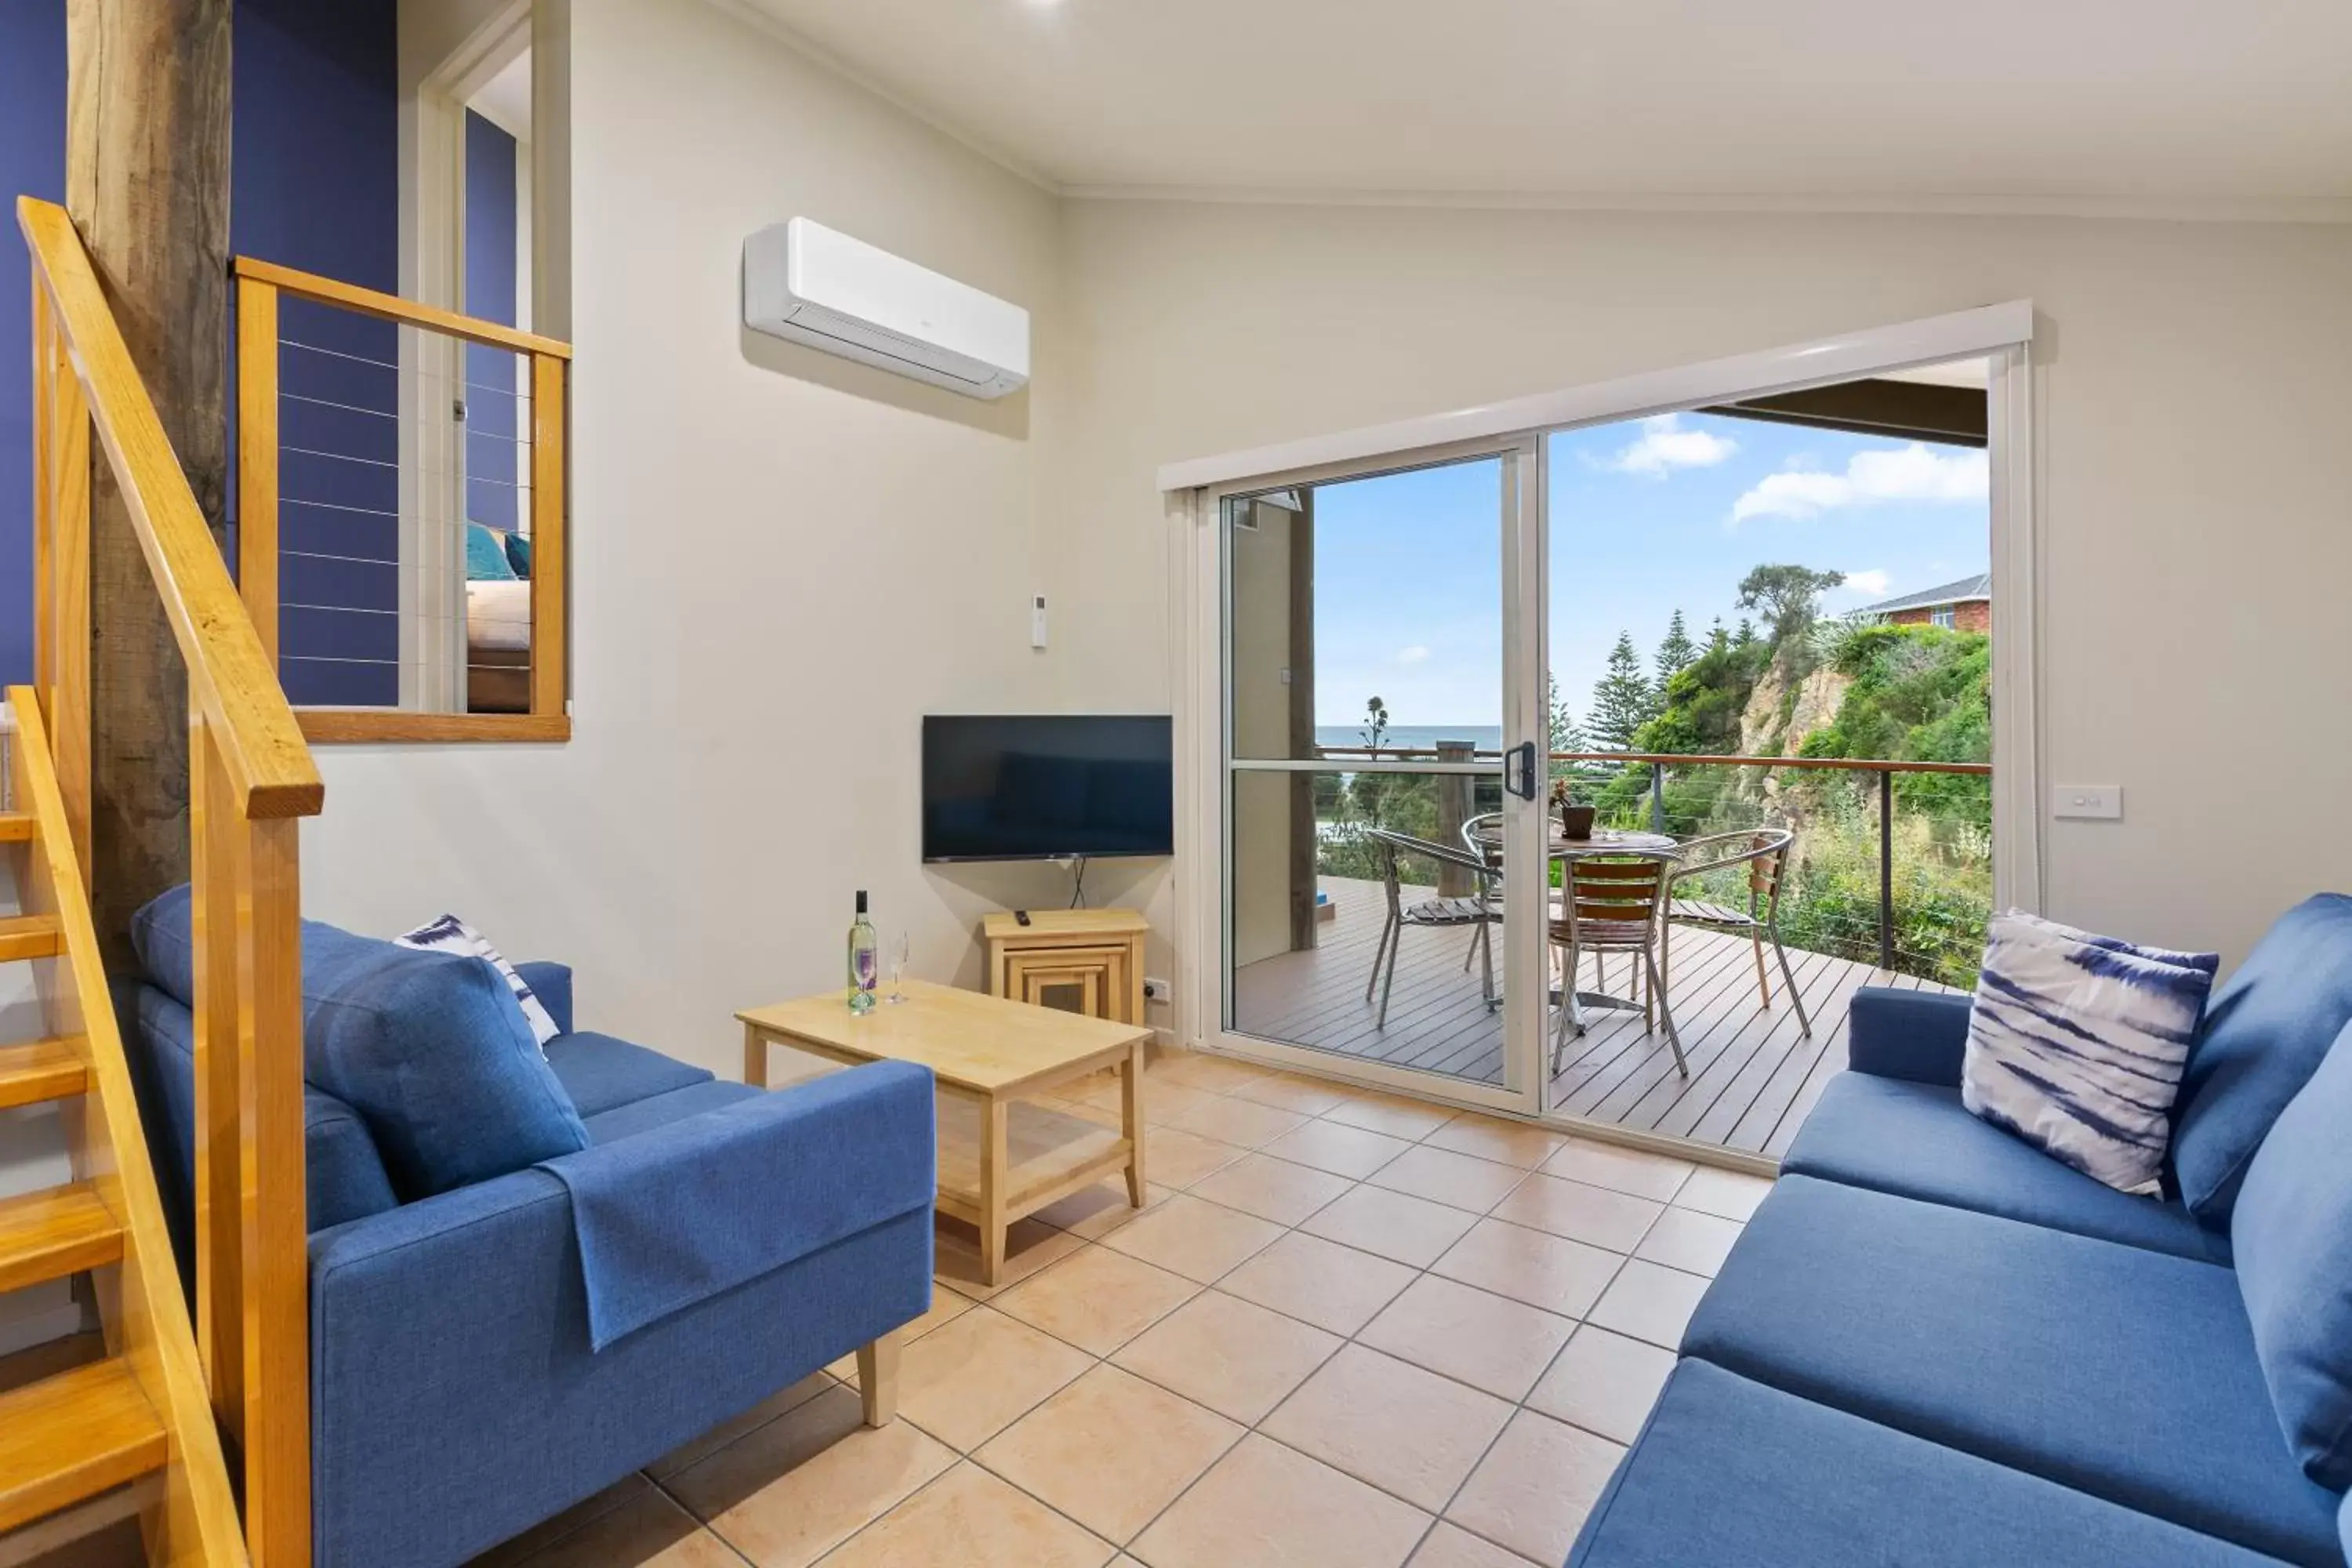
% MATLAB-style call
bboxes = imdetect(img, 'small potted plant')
[1551,777,1595,840]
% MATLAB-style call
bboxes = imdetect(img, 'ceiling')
[739,0,2352,213]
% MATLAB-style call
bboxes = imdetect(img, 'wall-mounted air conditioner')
[743,218,1029,400]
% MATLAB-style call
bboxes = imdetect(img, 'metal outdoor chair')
[1549,851,1683,1078]
[1362,827,1500,1029]
[1663,827,1812,1038]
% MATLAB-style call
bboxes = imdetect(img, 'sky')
[1300,408,1991,735]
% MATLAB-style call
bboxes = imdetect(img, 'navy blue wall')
[0,0,398,700]
[463,110,520,536]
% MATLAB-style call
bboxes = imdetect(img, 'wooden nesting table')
[738,980,1152,1285]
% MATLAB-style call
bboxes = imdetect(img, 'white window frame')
[1163,303,2042,1127]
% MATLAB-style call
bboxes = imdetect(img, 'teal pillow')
[466,521,518,581]
[2231,1014,2352,1488]
[503,531,532,579]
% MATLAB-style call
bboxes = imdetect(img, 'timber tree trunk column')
[66,0,232,967]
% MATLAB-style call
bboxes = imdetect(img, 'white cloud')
[1731,442,1987,524]
[1606,414,1737,477]
[1839,568,1892,598]
[1396,645,1430,664]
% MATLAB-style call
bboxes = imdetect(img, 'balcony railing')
[1306,746,1993,987]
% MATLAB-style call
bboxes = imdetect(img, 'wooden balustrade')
[23,193,322,1567]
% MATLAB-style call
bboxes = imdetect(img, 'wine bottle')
[847,891,879,1014]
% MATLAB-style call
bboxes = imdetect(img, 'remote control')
[1014,909,1032,926]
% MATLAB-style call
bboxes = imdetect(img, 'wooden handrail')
[17,197,323,821]
[1308,746,1992,777]
[231,254,572,359]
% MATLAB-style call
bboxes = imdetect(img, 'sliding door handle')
[1504,741,1538,800]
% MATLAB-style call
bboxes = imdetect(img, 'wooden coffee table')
[739,980,1152,1285]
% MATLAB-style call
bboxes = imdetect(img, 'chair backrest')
[1364,826,1494,917]
[1559,852,1675,939]
[1668,828,1795,918]
[1461,812,1504,864]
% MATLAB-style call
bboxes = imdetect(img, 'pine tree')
[1654,609,1698,687]
[1707,617,1731,657]
[1589,633,1653,751]
[1548,673,1588,755]
[1734,617,1758,650]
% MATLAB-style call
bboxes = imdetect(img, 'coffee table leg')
[980,1098,1008,1286]
[1122,1041,1147,1207]
[742,1022,768,1088]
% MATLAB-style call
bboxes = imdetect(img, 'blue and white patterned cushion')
[1961,909,2219,1194]
[395,913,561,1052]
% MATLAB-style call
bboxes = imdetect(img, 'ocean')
[1314,724,1505,755]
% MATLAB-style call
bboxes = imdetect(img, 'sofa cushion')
[394,914,562,1050]
[134,885,590,1200]
[1683,1175,2339,1566]
[2172,894,2352,1225]
[1784,1073,2229,1264]
[582,1080,764,1145]
[2232,1018,2352,1489]
[1569,1359,2295,1568]
[546,1032,716,1120]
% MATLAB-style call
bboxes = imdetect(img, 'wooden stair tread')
[0,811,34,843]
[0,1036,88,1109]
[0,1183,122,1295]
[0,913,64,962]
[0,1359,168,1534]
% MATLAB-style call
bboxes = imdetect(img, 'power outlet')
[2054,785,2122,821]
[1142,976,1171,1007]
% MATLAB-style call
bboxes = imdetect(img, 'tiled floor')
[468,1049,1769,1568]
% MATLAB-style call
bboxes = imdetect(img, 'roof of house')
[1859,572,1991,616]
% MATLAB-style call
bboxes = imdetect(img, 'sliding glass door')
[1209,444,1550,1112]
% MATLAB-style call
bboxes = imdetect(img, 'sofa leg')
[857,1330,902,1428]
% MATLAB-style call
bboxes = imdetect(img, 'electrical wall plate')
[1142,976,1170,1005]
[2054,785,2122,820]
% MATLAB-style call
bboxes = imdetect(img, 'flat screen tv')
[923,715,1174,862]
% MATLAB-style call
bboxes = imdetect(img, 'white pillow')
[394,913,562,1053]
[1961,909,2217,1194]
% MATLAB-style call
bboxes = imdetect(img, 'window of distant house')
[1932,606,1956,629]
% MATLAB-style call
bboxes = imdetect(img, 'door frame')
[1168,302,2040,1127]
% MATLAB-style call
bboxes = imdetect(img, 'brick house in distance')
[1860,571,1990,633]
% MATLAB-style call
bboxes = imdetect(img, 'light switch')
[2054,785,2122,820]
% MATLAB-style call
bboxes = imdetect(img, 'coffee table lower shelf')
[935,1098,1136,1235]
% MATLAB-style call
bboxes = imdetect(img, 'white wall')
[1049,201,2352,970]
[305,0,1172,1078]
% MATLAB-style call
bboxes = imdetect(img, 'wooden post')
[1436,740,1474,896]
[66,0,233,967]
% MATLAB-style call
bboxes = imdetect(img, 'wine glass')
[887,931,912,1004]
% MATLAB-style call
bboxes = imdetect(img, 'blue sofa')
[1568,909,2352,1568]
[125,956,938,1568]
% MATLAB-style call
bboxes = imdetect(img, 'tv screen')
[923,715,1174,862]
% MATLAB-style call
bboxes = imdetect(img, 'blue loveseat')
[1569,897,2352,1568]
[124,935,937,1568]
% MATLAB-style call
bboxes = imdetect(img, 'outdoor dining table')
[1459,822,1681,1014]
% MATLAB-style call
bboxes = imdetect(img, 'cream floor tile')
[505,1488,737,1568]
[897,1307,1097,1450]
[1259,1345,1513,1512]
[1227,1071,1356,1116]
[1632,1206,1743,1277]
[1539,1140,1695,1203]
[470,1474,652,1565]
[1526,1326,1676,1445]
[1099,1192,1286,1283]
[1261,1118,1414,1180]
[1673,1166,1775,1221]
[1187,1151,1355,1225]
[818,1462,1113,1568]
[1301,1183,1479,1269]
[1445,1410,1624,1566]
[1217,1231,1420,1336]
[1142,1127,1252,1189]
[1408,1521,1544,1568]
[1488,1173,1664,1254]
[1110,1288,1345,1425]
[1320,1091,1460,1142]
[1129,1433,1432,1568]
[649,1374,837,1479]
[1033,1180,1177,1240]
[1430,1217,1624,1319]
[1421,1113,1568,1171]
[978,1365,1244,1544]
[1167,1094,1313,1151]
[1137,1080,1226,1127]
[1584,1258,1710,1350]
[1155,1051,1276,1092]
[936,1216,1089,1300]
[667,1384,956,1568]
[829,1283,978,1382]
[1359,1273,1577,1402]
[991,1243,1201,1356]
[1369,1145,1530,1214]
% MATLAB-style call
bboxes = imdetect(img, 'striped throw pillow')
[1962,909,2218,1194]
[395,913,562,1054]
